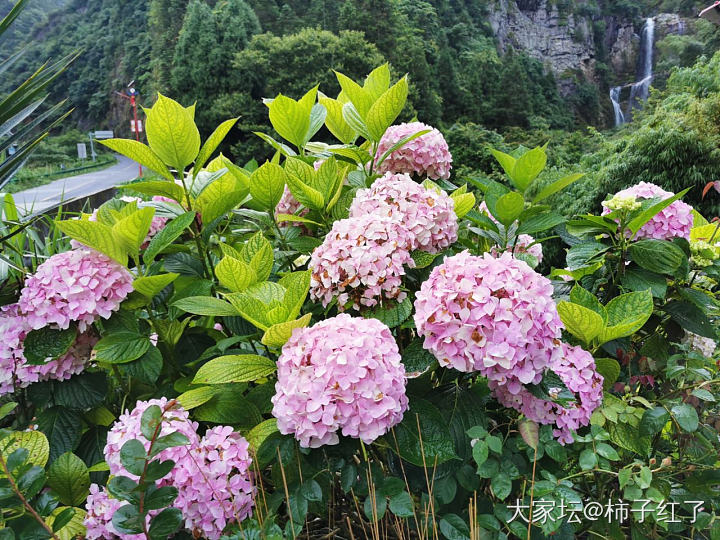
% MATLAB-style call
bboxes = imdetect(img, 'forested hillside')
[9,0,719,141]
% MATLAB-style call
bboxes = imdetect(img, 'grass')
[4,154,117,193]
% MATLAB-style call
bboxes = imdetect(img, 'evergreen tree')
[148,0,190,94]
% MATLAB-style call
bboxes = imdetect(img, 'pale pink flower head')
[309,214,414,311]
[414,251,562,382]
[682,331,717,358]
[0,304,39,395]
[274,185,308,228]
[171,426,255,539]
[490,342,603,445]
[104,397,199,479]
[601,182,693,240]
[350,172,458,253]
[18,249,133,332]
[375,122,452,180]
[84,483,148,540]
[0,304,97,395]
[272,314,408,447]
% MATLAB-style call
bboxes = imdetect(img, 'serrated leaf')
[215,256,256,292]
[99,139,173,180]
[47,452,90,506]
[173,296,238,316]
[628,239,685,275]
[23,326,76,365]
[193,117,238,177]
[493,191,524,226]
[94,332,150,364]
[365,297,412,329]
[121,180,184,202]
[365,76,408,141]
[195,170,248,223]
[262,314,312,348]
[113,207,154,253]
[556,301,605,345]
[250,161,285,210]
[145,94,200,171]
[533,172,584,203]
[451,191,475,218]
[511,146,546,190]
[133,274,178,299]
[193,354,277,384]
[1,431,49,468]
[144,211,195,263]
[55,219,126,263]
[246,419,279,452]
[601,290,653,343]
[594,358,620,390]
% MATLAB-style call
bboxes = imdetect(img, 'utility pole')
[114,81,143,178]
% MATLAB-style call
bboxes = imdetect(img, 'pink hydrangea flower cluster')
[0,304,97,396]
[104,397,200,477]
[414,251,562,381]
[275,185,308,227]
[682,331,717,358]
[375,122,452,180]
[92,399,255,539]
[172,426,255,539]
[272,314,408,448]
[84,483,148,540]
[490,343,604,444]
[309,214,414,310]
[350,172,458,253]
[18,249,133,332]
[601,182,693,240]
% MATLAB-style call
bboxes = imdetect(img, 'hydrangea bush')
[0,65,718,540]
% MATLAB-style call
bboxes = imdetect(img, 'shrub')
[0,64,719,540]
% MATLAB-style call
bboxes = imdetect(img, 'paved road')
[9,154,142,215]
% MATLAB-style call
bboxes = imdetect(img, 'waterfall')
[610,86,625,126]
[628,17,655,114]
[610,17,655,126]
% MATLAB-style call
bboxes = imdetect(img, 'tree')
[148,0,190,94]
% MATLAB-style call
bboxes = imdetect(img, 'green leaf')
[1,431,49,468]
[639,407,670,437]
[94,332,150,364]
[490,473,512,500]
[133,274,178,299]
[121,346,163,384]
[193,117,238,177]
[490,148,516,181]
[46,452,90,506]
[556,301,605,345]
[364,297,412,329]
[566,241,609,271]
[51,372,108,410]
[278,270,311,320]
[594,358,620,390]
[47,506,86,540]
[268,94,311,149]
[144,486,179,511]
[55,219,126,263]
[143,211,195,263]
[472,440,488,467]
[401,339,436,375]
[318,93,356,144]
[363,64,391,98]
[23,326,76,365]
[335,71,373,118]
[628,239,686,275]
[113,207,154,254]
[671,403,699,432]
[601,290,653,343]
[627,188,690,236]
[242,233,274,283]
[36,407,82,463]
[196,171,248,223]
[341,101,372,141]
[285,171,324,211]
[119,439,147,476]
[388,491,414,518]
[691,388,715,402]
[579,448,598,470]
[140,405,163,440]
[176,386,217,410]
[516,212,565,235]
[664,301,717,339]
[246,419,279,452]
[621,268,667,298]
[193,354,277,384]
[439,514,471,540]
[148,508,183,539]
[511,146,546,190]
[99,139,173,180]
[533,172,584,203]
[215,257,255,292]
[518,418,538,450]
[145,94,200,171]
[173,296,238,316]
[261,314,312,348]
[493,191,524,226]
[249,161,286,210]
[120,180,184,202]
[596,442,620,461]
[149,432,190,457]
[451,192,475,219]
[365,76,408,142]
[569,285,606,322]
[193,388,262,428]
[0,402,17,421]
[392,399,457,467]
